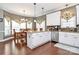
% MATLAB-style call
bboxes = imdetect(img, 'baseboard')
[0,37,13,42]
[52,41,58,43]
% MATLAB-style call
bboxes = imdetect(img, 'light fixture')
[21,10,27,22]
[33,3,36,22]
[42,7,44,15]
[34,20,36,22]
[35,7,45,24]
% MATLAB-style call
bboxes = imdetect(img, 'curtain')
[36,15,46,24]
[61,6,76,21]
[4,11,33,24]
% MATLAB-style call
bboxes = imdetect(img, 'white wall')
[0,9,4,39]
[46,11,60,26]
[76,5,79,25]
[4,18,11,37]
[0,9,3,18]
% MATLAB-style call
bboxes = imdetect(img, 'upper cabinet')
[76,5,79,25]
[46,11,60,26]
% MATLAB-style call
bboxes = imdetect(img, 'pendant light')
[21,10,27,22]
[37,8,44,25]
[42,7,44,15]
[33,3,36,22]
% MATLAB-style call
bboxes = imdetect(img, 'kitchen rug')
[54,43,79,54]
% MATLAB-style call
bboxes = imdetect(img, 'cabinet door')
[31,36,40,47]
[59,32,71,44]
[31,32,50,48]
[59,32,74,46]
[45,32,51,41]
[75,39,79,47]
[65,34,74,46]
[31,33,42,47]
[42,32,51,42]
[46,11,60,26]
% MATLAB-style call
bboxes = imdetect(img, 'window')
[12,20,20,34]
[27,22,32,29]
[4,18,11,37]
[61,16,76,28]
[36,21,45,31]
[20,22,26,29]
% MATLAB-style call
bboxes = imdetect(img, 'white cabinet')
[46,11,60,26]
[27,32,51,49]
[59,32,79,47]
[59,33,74,46]
[73,34,79,47]
[75,39,79,47]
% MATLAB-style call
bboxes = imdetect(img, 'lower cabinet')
[74,36,79,47]
[59,32,79,47]
[75,40,79,47]
[27,32,51,49]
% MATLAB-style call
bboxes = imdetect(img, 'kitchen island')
[27,31,51,49]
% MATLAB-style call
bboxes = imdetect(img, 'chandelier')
[21,10,27,23]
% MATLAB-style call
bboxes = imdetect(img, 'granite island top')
[26,31,51,33]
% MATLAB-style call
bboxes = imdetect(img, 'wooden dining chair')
[20,31,27,45]
[13,29,22,44]
[13,29,27,47]
[13,29,16,44]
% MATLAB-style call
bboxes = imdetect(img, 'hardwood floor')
[0,40,78,55]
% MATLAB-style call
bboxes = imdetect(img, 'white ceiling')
[0,3,77,17]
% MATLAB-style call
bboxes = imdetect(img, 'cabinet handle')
[39,36,42,37]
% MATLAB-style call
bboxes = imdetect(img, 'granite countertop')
[59,31,79,33]
[26,30,78,33]
[27,31,51,33]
